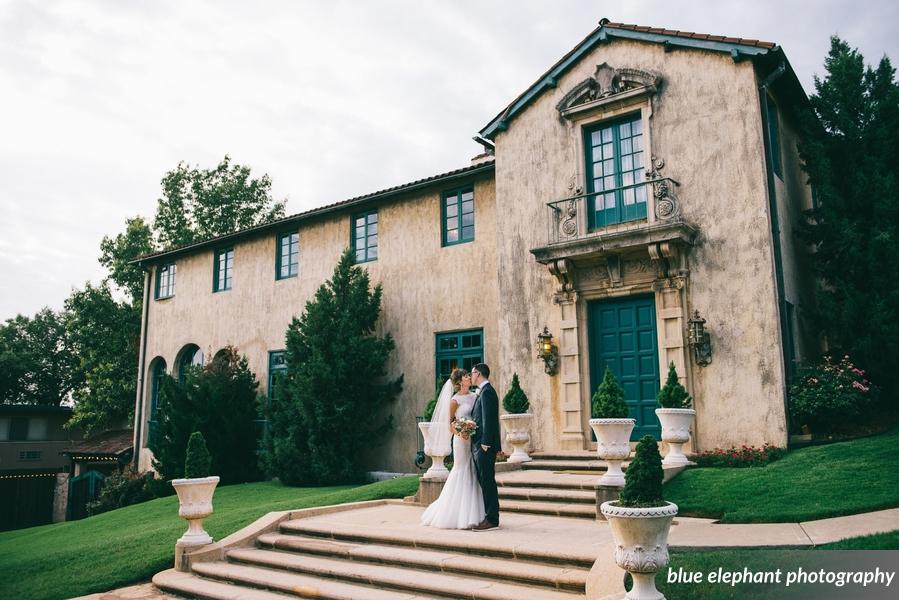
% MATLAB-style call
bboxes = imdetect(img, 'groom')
[470,363,500,531]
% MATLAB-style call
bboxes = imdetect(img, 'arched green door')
[588,295,661,440]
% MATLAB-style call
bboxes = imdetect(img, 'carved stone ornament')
[556,63,662,114]
[647,155,682,223]
[547,258,576,302]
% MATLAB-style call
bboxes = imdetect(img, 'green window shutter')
[214,248,234,291]
[435,329,484,383]
[584,113,647,229]
[352,210,379,263]
[442,187,475,246]
[767,96,783,179]
[276,232,299,280]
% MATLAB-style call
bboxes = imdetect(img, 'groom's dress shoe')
[471,519,498,531]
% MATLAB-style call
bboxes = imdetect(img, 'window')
[267,351,287,400]
[214,248,234,291]
[276,232,299,280]
[27,418,47,441]
[19,451,41,461]
[584,113,647,228]
[352,211,379,263]
[148,359,166,448]
[0,418,7,440]
[435,329,484,383]
[767,96,783,179]
[442,188,475,245]
[9,417,28,441]
[155,263,176,299]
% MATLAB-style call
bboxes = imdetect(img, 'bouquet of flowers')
[452,417,478,437]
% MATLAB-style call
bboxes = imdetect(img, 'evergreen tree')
[656,363,692,409]
[592,366,630,418]
[152,347,261,483]
[262,248,403,485]
[184,431,212,479]
[502,373,530,414]
[799,37,899,397]
[618,435,665,507]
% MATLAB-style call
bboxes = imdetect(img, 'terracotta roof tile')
[65,430,133,456]
[603,21,776,49]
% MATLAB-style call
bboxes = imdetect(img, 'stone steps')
[499,500,596,519]
[497,486,595,504]
[253,533,588,591]
[521,459,608,472]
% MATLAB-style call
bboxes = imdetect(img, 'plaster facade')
[135,28,815,474]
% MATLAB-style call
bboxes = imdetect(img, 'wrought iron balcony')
[545,177,682,245]
[532,176,697,268]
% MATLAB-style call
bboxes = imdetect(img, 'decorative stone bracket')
[556,63,662,119]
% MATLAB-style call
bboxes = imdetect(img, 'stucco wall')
[138,173,496,473]
[491,38,792,451]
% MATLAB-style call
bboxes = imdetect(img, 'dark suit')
[471,381,501,525]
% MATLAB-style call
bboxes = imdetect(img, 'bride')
[420,368,486,529]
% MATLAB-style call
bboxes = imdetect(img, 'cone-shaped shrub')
[618,435,665,507]
[657,363,692,409]
[184,431,211,479]
[592,367,630,418]
[502,373,530,414]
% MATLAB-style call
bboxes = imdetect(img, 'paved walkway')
[75,503,899,599]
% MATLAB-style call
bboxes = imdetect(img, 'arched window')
[176,344,205,382]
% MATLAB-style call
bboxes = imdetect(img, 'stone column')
[558,297,585,449]
[53,472,69,522]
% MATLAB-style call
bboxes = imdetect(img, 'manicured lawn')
[0,476,419,600]
[658,530,899,599]
[664,427,899,523]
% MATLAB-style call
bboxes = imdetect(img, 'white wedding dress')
[420,392,486,529]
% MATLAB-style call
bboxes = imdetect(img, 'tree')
[154,155,286,250]
[0,308,78,405]
[799,37,899,397]
[151,347,262,484]
[64,283,140,436]
[502,373,530,414]
[262,248,403,485]
[99,216,155,305]
[656,363,692,409]
[592,366,629,418]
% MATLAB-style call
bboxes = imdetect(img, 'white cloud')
[0,0,896,319]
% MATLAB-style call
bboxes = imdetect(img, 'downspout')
[131,267,152,469]
[758,61,792,442]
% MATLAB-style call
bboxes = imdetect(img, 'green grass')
[658,530,899,599]
[0,476,419,600]
[664,426,899,523]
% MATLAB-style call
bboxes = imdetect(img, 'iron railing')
[546,177,681,245]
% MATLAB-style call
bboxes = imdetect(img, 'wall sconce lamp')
[688,310,712,366]
[537,326,559,375]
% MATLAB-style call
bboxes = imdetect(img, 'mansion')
[133,20,816,473]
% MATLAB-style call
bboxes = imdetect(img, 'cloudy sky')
[0,0,895,320]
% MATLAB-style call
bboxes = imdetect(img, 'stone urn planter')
[171,476,220,546]
[589,418,635,487]
[600,500,679,600]
[500,413,533,462]
[417,422,450,479]
[655,408,696,467]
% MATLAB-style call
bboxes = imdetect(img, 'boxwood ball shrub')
[618,435,665,507]
[502,373,530,414]
[184,431,212,479]
[592,366,630,418]
[657,363,692,409]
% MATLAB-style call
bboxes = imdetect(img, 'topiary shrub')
[184,431,211,478]
[592,367,630,418]
[618,435,665,507]
[657,363,692,409]
[502,373,530,414]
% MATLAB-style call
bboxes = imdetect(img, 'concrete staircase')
[498,451,603,520]
[154,503,594,599]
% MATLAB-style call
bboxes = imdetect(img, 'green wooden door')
[588,295,661,440]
